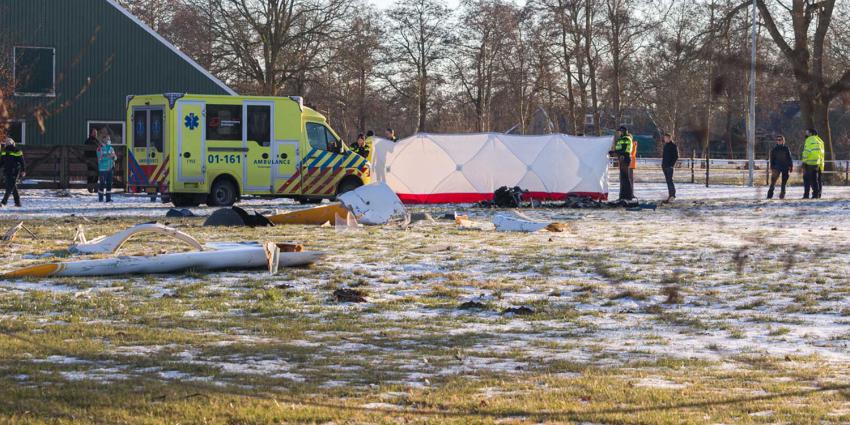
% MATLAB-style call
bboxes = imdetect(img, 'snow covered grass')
[2,185,850,423]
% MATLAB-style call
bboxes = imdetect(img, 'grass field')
[1,187,850,424]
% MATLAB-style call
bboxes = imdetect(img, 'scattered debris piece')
[264,241,305,274]
[544,222,570,232]
[268,184,405,226]
[335,211,361,232]
[5,241,324,278]
[455,215,495,231]
[204,207,273,227]
[458,301,486,310]
[502,306,535,315]
[405,212,436,226]
[165,208,195,218]
[203,208,248,226]
[338,182,406,225]
[269,203,350,226]
[2,221,36,242]
[562,195,602,209]
[493,211,567,233]
[70,223,202,254]
[334,288,367,303]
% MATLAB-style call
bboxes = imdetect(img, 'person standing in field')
[84,128,100,192]
[97,135,118,202]
[661,133,678,202]
[609,126,634,200]
[385,128,398,143]
[802,128,825,199]
[767,135,793,200]
[629,135,638,195]
[1,137,25,207]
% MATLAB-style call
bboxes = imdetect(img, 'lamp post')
[746,0,757,186]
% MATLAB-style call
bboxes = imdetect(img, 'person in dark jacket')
[1,137,25,207]
[661,133,679,202]
[385,128,398,143]
[767,135,793,199]
[84,128,100,192]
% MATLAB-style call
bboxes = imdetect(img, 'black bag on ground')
[493,186,526,208]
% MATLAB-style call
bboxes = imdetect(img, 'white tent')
[372,133,610,204]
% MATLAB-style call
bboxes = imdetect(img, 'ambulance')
[126,93,370,206]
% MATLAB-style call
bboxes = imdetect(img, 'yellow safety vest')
[615,135,633,156]
[802,135,825,168]
[364,136,375,163]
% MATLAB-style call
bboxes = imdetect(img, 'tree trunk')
[418,68,428,132]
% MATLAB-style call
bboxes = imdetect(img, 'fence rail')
[19,145,127,190]
[611,155,850,186]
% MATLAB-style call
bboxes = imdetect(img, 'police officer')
[352,133,370,159]
[802,128,825,199]
[610,126,634,200]
[1,137,25,207]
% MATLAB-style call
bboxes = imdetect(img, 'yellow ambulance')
[126,93,370,206]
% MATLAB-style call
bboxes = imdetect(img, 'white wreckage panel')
[338,182,406,225]
[70,223,203,254]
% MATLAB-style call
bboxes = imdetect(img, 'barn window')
[13,46,55,96]
[88,121,126,145]
[1,121,26,145]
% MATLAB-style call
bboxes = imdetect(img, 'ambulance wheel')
[336,178,363,196]
[171,194,200,207]
[208,178,237,206]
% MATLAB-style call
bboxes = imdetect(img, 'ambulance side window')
[306,122,331,151]
[206,104,242,141]
[133,111,147,148]
[246,105,271,147]
[150,110,164,152]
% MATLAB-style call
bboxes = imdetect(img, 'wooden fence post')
[691,149,697,184]
[59,146,70,189]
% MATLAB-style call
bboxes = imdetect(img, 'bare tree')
[449,0,515,132]
[752,0,850,163]
[193,0,350,95]
[382,0,452,132]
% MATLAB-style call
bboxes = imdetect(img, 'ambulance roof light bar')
[288,96,304,111]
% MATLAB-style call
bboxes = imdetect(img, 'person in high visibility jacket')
[351,133,370,159]
[629,136,638,194]
[802,128,825,199]
[364,130,376,163]
[1,137,25,207]
[609,126,634,200]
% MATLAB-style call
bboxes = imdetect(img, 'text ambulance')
[126,93,370,206]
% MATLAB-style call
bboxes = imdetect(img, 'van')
[126,93,369,206]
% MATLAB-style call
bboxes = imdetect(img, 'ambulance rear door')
[129,105,166,191]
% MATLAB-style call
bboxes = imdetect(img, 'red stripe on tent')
[395,191,608,204]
